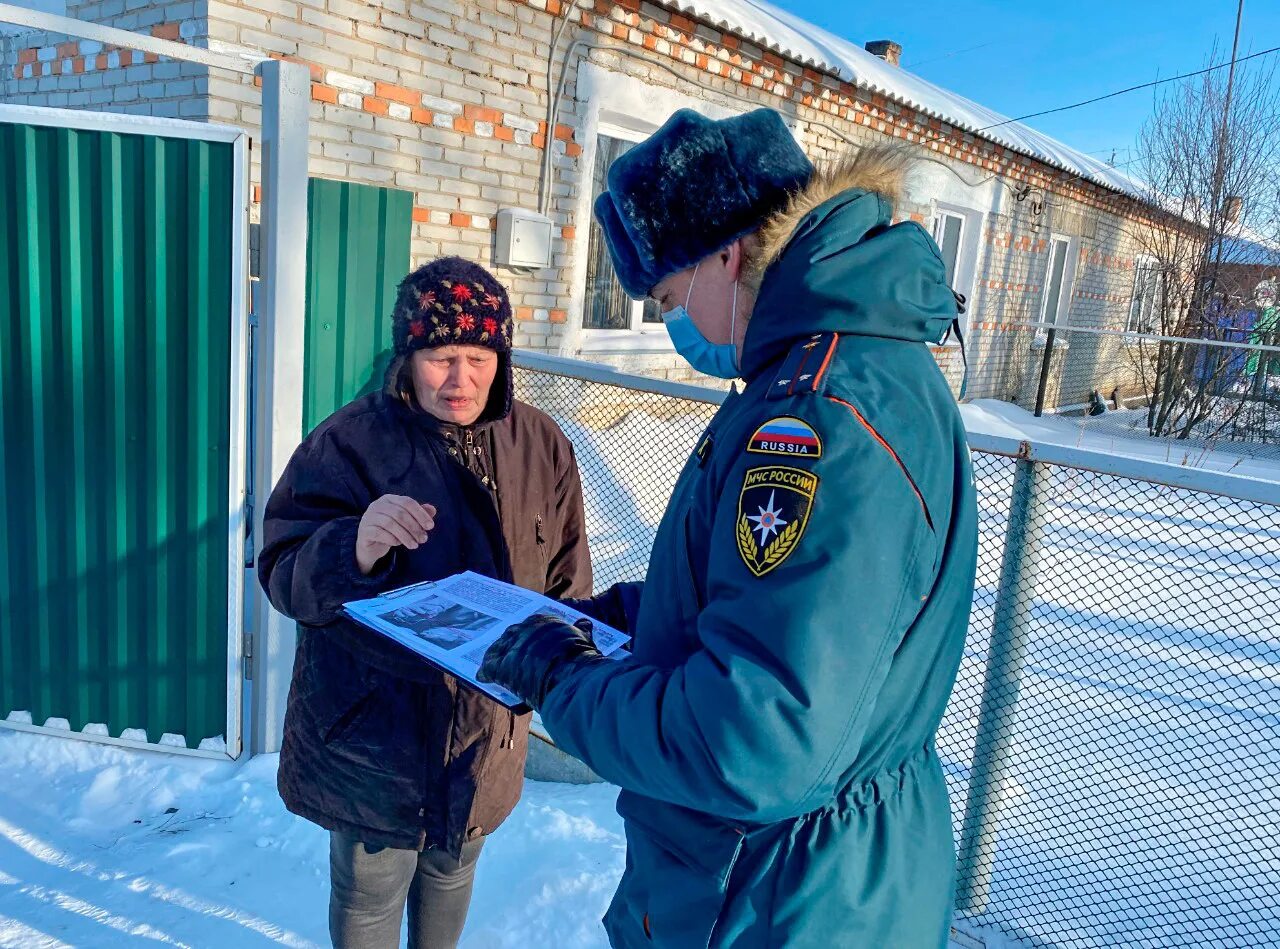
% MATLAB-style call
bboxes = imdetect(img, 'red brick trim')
[8,23,190,80]
[509,0,1165,222]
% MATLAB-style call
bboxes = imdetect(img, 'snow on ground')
[0,729,625,948]
[0,731,993,949]
[564,400,1280,593]
[555,408,714,588]
[961,400,1280,483]
[941,429,1280,947]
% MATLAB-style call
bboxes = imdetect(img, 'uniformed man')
[480,108,979,948]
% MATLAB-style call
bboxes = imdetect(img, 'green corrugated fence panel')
[303,178,413,433]
[0,121,234,747]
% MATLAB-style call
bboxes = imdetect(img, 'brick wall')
[907,164,1183,407]
[1,0,1193,403]
[205,0,589,352]
[1,0,210,117]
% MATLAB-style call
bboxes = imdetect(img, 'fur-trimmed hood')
[739,145,959,382]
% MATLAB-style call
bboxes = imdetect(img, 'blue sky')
[773,0,1279,166]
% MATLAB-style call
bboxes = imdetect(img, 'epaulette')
[766,332,840,401]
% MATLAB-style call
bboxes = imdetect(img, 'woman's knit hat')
[390,257,515,423]
[392,256,514,356]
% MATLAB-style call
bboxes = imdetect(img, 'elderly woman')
[257,257,592,949]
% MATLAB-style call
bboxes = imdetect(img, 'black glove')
[477,613,605,709]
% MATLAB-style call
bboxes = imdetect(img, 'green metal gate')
[303,178,412,433]
[0,107,249,755]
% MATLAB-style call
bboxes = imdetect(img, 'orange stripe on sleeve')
[826,395,934,531]
[809,332,839,391]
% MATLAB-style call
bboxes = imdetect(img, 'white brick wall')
[0,0,1181,401]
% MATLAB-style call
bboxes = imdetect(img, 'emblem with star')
[747,490,788,544]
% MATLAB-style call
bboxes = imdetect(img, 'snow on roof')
[670,0,1149,198]
[1217,233,1280,267]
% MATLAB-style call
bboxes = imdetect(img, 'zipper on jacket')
[415,423,516,839]
[443,425,511,582]
[464,428,489,488]
[473,428,513,583]
[535,513,546,546]
[704,829,748,948]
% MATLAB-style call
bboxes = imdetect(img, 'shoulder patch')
[695,430,715,466]
[767,332,840,401]
[747,416,823,459]
[735,465,818,577]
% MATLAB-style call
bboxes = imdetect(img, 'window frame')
[933,210,967,284]
[1036,233,1078,343]
[931,202,983,338]
[1127,255,1164,334]
[578,121,674,353]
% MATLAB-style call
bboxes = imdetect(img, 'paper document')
[344,571,630,708]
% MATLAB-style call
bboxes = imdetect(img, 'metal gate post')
[249,58,310,756]
[955,454,1051,914]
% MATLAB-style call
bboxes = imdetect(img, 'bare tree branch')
[1128,45,1280,440]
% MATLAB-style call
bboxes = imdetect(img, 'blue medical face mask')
[662,263,740,379]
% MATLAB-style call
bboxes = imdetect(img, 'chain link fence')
[514,359,719,589]
[513,352,1280,949]
[966,323,1280,466]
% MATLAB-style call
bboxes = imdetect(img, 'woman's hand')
[356,495,437,575]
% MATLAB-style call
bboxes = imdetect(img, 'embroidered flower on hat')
[393,257,512,361]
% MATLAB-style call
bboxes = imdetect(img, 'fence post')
[249,59,310,756]
[955,454,1051,914]
[1033,327,1057,417]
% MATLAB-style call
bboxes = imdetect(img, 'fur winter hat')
[390,257,515,423]
[593,108,813,299]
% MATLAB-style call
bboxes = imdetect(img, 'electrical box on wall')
[495,208,553,270]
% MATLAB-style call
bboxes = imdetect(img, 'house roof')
[670,0,1149,199]
[1217,233,1280,267]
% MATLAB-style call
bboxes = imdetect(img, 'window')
[932,211,965,288]
[1037,235,1076,341]
[1127,257,1163,334]
[931,204,982,335]
[583,132,664,334]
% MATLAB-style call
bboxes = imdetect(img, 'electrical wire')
[902,40,1004,70]
[540,17,1277,217]
[539,0,586,215]
[973,44,1280,135]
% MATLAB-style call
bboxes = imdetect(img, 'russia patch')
[735,465,818,578]
[747,416,823,459]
